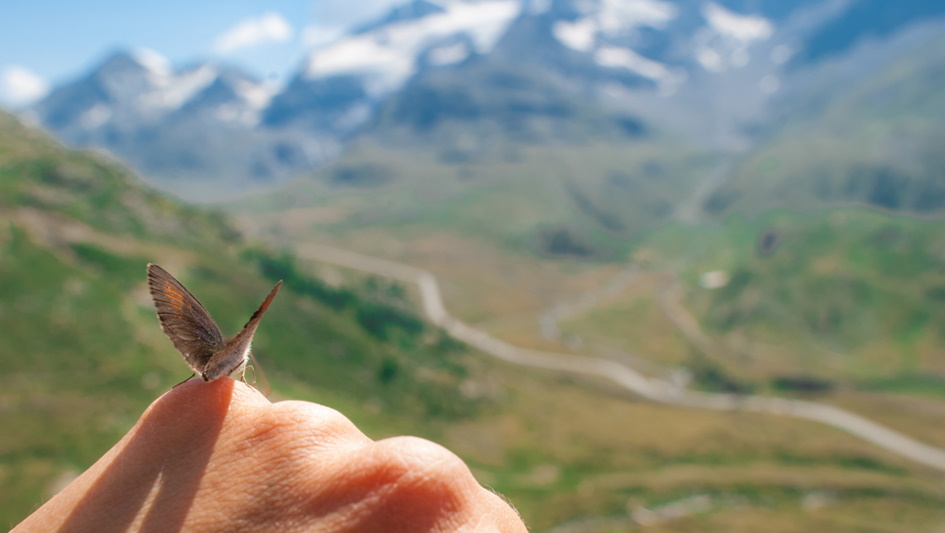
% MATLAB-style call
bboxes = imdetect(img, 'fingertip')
[143,378,268,434]
[140,379,230,433]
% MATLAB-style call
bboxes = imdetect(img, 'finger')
[16,378,246,532]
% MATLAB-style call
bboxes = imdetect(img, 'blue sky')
[0,0,403,108]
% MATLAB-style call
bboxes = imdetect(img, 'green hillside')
[0,112,480,525]
[616,208,945,389]
[7,111,945,532]
[239,135,709,262]
[608,35,945,393]
[222,40,945,529]
[705,34,945,216]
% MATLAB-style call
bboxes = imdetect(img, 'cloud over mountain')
[214,12,294,54]
[0,65,49,107]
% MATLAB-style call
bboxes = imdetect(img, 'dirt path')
[294,241,945,473]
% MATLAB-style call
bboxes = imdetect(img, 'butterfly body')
[146,263,282,383]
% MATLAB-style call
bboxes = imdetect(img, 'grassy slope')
[0,113,480,525]
[235,135,711,331]
[705,34,945,217]
[529,39,945,425]
[233,136,945,528]
[238,134,708,256]
[582,208,945,384]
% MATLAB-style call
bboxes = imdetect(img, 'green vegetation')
[0,112,483,525]
[6,44,945,532]
[237,138,711,260]
[634,208,945,387]
[705,34,945,217]
[223,45,945,529]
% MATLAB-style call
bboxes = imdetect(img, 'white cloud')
[214,12,293,54]
[1,65,49,107]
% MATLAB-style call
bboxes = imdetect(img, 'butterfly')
[146,263,282,389]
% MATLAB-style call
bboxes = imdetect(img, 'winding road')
[295,242,945,473]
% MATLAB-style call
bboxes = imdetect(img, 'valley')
[5,108,945,531]
[230,68,945,524]
[6,0,945,530]
[285,233,945,472]
[237,203,945,531]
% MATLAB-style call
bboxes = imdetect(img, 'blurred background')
[3,0,945,530]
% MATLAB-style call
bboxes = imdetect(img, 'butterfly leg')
[245,353,271,396]
[242,364,257,387]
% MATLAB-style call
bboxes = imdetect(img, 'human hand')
[13,378,527,532]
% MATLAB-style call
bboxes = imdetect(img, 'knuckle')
[249,401,366,451]
[370,436,477,493]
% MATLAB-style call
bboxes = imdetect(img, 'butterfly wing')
[240,280,282,334]
[147,264,224,374]
[202,280,282,382]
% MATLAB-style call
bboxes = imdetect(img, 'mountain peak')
[93,50,153,78]
[131,48,173,76]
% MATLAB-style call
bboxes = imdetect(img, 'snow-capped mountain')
[267,0,784,136]
[31,51,273,138]
[25,51,330,198]
[263,0,520,134]
[24,0,945,200]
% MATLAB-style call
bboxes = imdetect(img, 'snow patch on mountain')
[554,18,597,52]
[304,0,519,95]
[79,103,111,129]
[428,41,472,65]
[144,64,218,109]
[525,0,552,14]
[598,0,677,34]
[596,46,667,79]
[236,78,276,110]
[132,48,172,77]
[695,2,773,72]
[703,2,773,42]
[596,46,684,94]
[214,78,277,126]
[550,0,681,91]
[554,0,677,52]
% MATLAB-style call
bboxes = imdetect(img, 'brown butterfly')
[147,263,282,387]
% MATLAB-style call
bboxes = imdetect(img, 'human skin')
[13,379,528,533]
